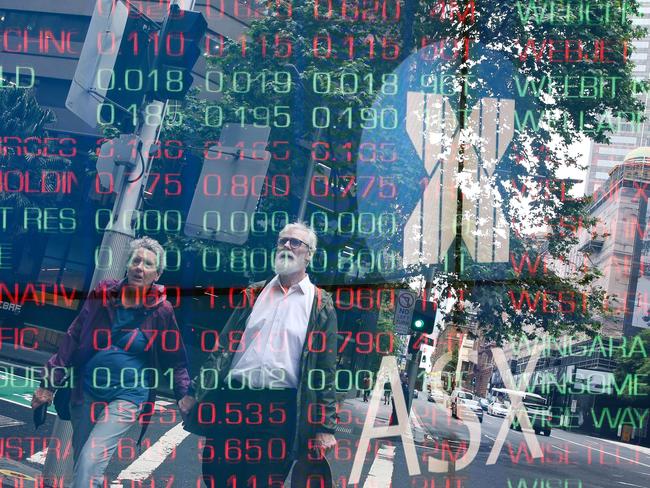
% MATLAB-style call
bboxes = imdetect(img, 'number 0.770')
[312,107,398,130]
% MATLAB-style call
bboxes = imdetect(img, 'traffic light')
[66,0,152,131]
[184,124,271,244]
[410,302,435,334]
[67,2,207,132]
[149,5,207,100]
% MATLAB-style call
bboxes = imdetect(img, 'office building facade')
[586,0,650,193]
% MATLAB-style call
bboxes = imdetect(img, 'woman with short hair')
[31,237,194,488]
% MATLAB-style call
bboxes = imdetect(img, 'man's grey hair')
[127,237,165,274]
[280,221,318,254]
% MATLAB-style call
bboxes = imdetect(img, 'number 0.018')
[94,68,185,94]
[312,72,397,96]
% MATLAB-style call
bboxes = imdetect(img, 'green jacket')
[191,279,338,459]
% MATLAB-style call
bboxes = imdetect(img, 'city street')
[2,1,650,488]
[1,362,649,488]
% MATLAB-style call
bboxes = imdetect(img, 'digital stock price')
[1,1,649,488]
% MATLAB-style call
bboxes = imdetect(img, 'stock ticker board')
[1,1,650,488]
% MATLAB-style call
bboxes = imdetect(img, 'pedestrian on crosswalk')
[362,375,371,402]
[389,373,411,426]
[384,380,392,405]
[184,222,338,488]
[31,237,195,488]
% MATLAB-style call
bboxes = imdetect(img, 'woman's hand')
[313,432,337,454]
[31,387,54,409]
[178,395,197,416]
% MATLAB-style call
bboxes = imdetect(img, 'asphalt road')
[1,373,649,487]
[389,395,650,488]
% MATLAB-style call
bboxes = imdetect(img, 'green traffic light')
[413,319,425,330]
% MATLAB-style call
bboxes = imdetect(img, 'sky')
[561,136,591,198]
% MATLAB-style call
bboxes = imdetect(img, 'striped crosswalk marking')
[27,449,47,465]
[111,422,191,485]
[0,413,24,428]
[363,444,396,488]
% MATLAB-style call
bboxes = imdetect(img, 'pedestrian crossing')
[0,393,431,488]
[0,414,23,428]
[111,423,190,486]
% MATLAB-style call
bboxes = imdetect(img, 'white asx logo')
[404,94,514,266]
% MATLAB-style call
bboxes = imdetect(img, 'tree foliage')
[0,86,70,232]
[614,329,650,399]
[150,1,644,342]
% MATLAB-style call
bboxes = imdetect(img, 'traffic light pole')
[41,2,195,485]
[406,340,421,411]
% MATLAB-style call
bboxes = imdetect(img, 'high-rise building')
[0,0,251,137]
[0,0,252,341]
[577,149,650,336]
[585,0,650,194]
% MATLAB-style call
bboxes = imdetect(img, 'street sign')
[65,0,131,128]
[394,290,417,335]
[184,124,271,244]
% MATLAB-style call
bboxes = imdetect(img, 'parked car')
[497,390,552,436]
[457,399,484,423]
[449,389,475,419]
[427,389,445,403]
[478,398,489,411]
[487,401,511,418]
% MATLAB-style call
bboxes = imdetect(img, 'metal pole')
[406,345,421,411]
[42,101,165,487]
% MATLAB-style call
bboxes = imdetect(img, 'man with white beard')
[184,222,338,488]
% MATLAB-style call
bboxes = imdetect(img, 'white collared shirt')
[228,275,315,389]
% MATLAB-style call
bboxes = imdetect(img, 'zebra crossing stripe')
[363,444,396,488]
[111,423,191,484]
